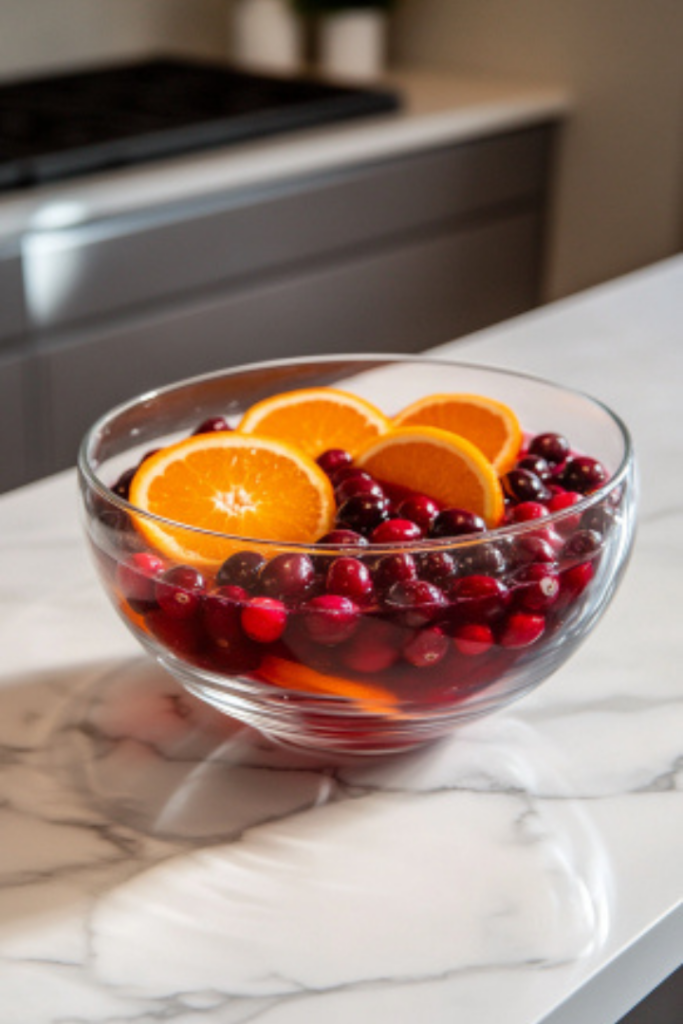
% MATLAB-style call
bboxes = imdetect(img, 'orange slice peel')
[238,386,391,460]
[356,425,504,528]
[258,655,404,718]
[393,392,522,474]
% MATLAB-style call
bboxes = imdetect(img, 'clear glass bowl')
[78,356,637,755]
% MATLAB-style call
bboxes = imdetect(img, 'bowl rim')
[77,353,634,554]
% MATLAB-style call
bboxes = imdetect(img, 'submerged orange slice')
[356,426,504,528]
[128,433,335,567]
[258,655,402,718]
[393,392,522,474]
[238,387,390,460]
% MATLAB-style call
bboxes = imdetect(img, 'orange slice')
[258,655,403,718]
[128,433,335,567]
[356,426,504,528]
[238,387,390,459]
[393,392,522,474]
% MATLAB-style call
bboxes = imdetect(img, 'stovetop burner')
[0,58,401,191]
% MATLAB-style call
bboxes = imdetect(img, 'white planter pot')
[232,0,303,73]
[319,9,387,82]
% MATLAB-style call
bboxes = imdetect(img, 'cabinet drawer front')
[0,246,27,346]
[24,126,553,332]
[39,208,540,472]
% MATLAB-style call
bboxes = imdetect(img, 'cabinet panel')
[24,126,552,331]
[0,244,26,346]
[0,348,30,492]
[39,208,541,472]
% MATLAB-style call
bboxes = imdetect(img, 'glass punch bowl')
[78,356,637,755]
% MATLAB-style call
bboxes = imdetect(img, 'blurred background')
[1,0,683,493]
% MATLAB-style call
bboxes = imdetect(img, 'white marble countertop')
[0,68,568,241]
[1,256,681,1024]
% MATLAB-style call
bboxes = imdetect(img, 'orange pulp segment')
[128,433,336,567]
[393,392,522,474]
[237,387,391,459]
[356,425,504,528]
[258,655,403,718]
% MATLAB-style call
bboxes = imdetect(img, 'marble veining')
[1,258,682,1023]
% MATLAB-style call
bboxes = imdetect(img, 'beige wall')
[393,0,683,299]
[0,0,227,79]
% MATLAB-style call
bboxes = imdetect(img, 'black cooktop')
[0,57,401,191]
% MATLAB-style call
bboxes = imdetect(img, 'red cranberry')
[259,553,316,603]
[336,493,390,535]
[335,473,385,504]
[241,596,287,643]
[403,626,449,668]
[326,557,374,603]
[384,579,447,628]
[509,535,557,567]
[559,456,608,494]
[341,619,401,674]
[302,594,361,645]
[317,448,353,477]
[397,494,440,533]
[112,467,136,501]
[516,454,552,481]
[417,550,458,587]
[560,562,594,599]
[561,529,602,563]
[580,504,616,537]
[502,469,552,504]
[449,575,510,623]
[455,543,507,578]
[370,519,423,545]
[508,501,549,524]
[547,491,584,535]
[145,608,206,659]
[203,584,248,645]
[528,432,570,468]
[216,550,265,591]
[330,464,365,487]
[431,508,486,538]
[316,528,368,548]
[116,552,166,606]
[500,611,545,648]
[192,416,231,435]
[512,564,560,612]
[203,633,262,675]
[373,553,418,592]
[156,566,205,620]
[453,622,494,657]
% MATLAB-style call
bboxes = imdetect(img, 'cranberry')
[397,494,440,533]
[341,619,401,673]
[259,553,316,603]
[336,493,390,535]
[449,575,510,623]
[561,529,602,563]
[316,528,368,548]
[145,609,206,659]
[509,535,557,567]
[373,553,418,592]
[384,579,447,628]
[580,504,616,537]
[559,456,608,494]
[417,550,458,587]
[508,501,549,524]
[192,416,231,435]
[317,448,353,477]
[241,596,287,643]
[335,473,385,505]
[560,562,595,599]
[326,557,374,604]
[528,432,570,468]
[370,519,423,545]
[453,622,494,657]
[302,594,361,645]
[455,543,507,578]
[512,564,560,612]
[216,550,265,591]
[116,552,166,607]
[547,491,584,535]
[330,464,365,487]
[112,467,136,501]
[204,633,262,675]
[516,454,552,481]
[500,611,545,648]
[156,566,205,620]
[502,469,552,504]
[431,508,487,538]
[203,584,247,644]
[402,626,449,668]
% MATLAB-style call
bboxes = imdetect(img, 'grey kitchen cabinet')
[0,346,31,492]
[5,121,558,491]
